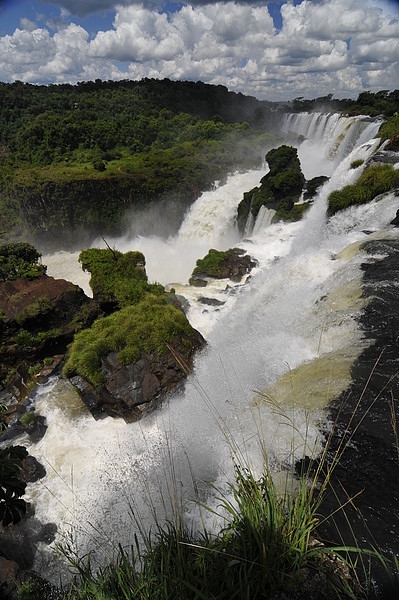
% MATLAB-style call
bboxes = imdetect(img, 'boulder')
[190,248,257,285]
[69,329,206,422]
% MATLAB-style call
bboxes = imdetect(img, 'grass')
[328,163,399,215]
[58,463,364,600]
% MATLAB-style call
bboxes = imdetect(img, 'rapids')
[16,113,399,579]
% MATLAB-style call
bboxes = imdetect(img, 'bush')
[0,243,46,282]
[16,296,54,326]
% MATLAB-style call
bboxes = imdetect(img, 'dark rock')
[0,517,57,571]
[20,456,46,483]
[318,238,399,586]
[70,329,206,422]
[189,277,208,287]
[21,415,48,443]
[390,209,399,227]
[0,556,19,599]
[0,274,100,417]
[198,297,226,306]
[303,175,329,200]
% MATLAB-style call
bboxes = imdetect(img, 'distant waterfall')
[282,112,383,178]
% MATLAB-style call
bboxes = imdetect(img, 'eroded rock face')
[70,329,206,422]
[0,274,99,403]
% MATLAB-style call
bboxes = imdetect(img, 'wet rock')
[198,297,226,306]
[0,556,19,599]
[0,517,57,572]
[390,209,399,227]
[318,238,399,585]
[70,329,206,422]
[304,175,329,200]
[191,248,257,284]
[189,276,208,287]
[20,456,46,483]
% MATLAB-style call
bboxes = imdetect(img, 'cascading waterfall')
[282,112,383,178]
[18,114,399,581]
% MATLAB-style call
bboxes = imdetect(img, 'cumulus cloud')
[1,0,399,100]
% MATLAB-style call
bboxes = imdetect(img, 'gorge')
[1,108,399,597]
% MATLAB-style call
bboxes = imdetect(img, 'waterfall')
[20,113,399,582]
[281,112,383,179]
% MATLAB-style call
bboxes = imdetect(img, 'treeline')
[290,90,399,116]
[0,78,278,246]
[0,78,275,166]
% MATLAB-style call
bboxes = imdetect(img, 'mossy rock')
[191,248,257,282]
[236,145,305,233]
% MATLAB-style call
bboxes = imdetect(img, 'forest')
[0,79,398,247]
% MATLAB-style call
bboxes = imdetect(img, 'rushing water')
[25,113,399,578]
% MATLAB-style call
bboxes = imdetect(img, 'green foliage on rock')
[0,243,46,282]
[328,164,399,215]
[63,295,195,386]
[0,445,28,526]
[378,113,399,149]
[16,297,54,326]
[236,145,305,232]
[191,249,230,278]
[79,247,163,309]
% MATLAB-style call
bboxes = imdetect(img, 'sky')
[0,0,399,100]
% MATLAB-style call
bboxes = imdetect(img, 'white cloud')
[1,0,399,99]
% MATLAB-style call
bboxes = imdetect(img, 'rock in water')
[70,328,206,422]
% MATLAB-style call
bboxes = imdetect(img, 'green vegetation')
[59,459,367,600]
[378,113,399,148]
[350,159,364,170]
[237,145,305,231]
[0,79,276,242]
[0,242,46,282]
[20,411,35,426]
[13,328,61,349]
[63,295,196,386]
[16,297,54,326]
[328,163,399,215]
[79,248,163,310]
[291,90,399,117]
[191,248,232,278]
[0,445,28,526]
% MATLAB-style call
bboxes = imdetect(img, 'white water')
[27,114,399,577]
[282,112,383,178]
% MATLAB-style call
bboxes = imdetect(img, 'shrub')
[16,296,54,326]
[192,248,230,278]
[0,243,46,282]
[0,445,28,526]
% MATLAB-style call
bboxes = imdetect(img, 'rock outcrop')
[190,248,257,286]
[69,328,206,422]
[0,274,99,413]
[236,145,305,233]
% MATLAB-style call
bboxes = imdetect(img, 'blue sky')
[1,0,399,100]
